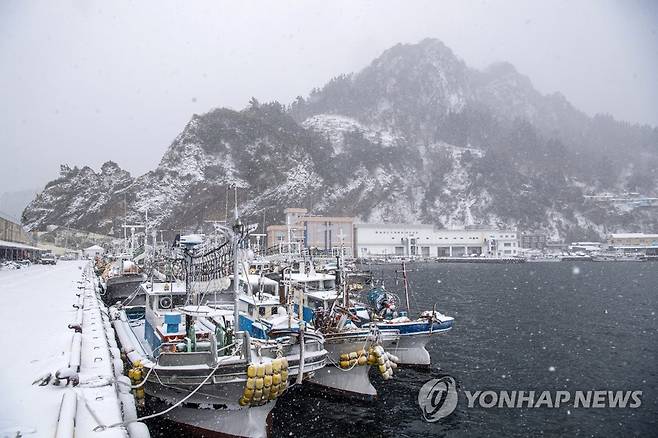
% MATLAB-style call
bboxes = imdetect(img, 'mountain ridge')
[22,38,658,241]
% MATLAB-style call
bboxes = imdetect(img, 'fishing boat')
[110,219,327,437]
[101,257,147,306]
[360,262,454,367]
[283,263,401,396]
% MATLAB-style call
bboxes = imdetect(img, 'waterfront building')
[519,232,547,249]
[266,208,354,256]
[607,233,658,255]
[353,223,519,258]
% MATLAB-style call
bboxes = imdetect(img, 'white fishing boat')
[284,264,401,396]
[110,219,327,437]
[360,262,454,367]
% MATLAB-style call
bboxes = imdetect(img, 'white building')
[353,224,519,258]
[607,233,658,254]
[83,244,105,259]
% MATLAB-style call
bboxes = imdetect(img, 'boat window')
[172,294,187,307]
[259,306,266,317]
[271,306,278,315]
[308,281,321,290]
[307,297,324,310]
[323,279,336,290]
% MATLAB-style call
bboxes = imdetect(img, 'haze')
[1,0,657,195]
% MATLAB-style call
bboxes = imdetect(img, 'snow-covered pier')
[0,261,149,437]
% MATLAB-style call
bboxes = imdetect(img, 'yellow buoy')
[281,358,289,369]
[357,355,367,366]
[247,364,257,378]
[243,388,254,400]
[340,353,349,361]
[264,375,273,387]
[339,360,350,368]
[255,378,264,389]
[281,369,289,381]
[272,358,282,373]
[349,351,358,360]
[378,364,386,374]
[246,377,256,389]
[358,349,366,357]
[273,373,281,385]
[264,363,273,375]
[135,388,145,399]
[256,365,265,378]
[254,389,263,401]
[239,397,249,406]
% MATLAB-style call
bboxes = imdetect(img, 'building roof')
[84,244,104,251]
[354,223,435,229]
[609,233,658,239]
[0,239,43,251]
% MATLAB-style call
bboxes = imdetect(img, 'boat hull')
[150,398,274,438]
[103,274,145,306]
[376,320,453,366]
[309,330,398,396]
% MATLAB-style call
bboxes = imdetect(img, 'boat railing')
[158,350,217,367]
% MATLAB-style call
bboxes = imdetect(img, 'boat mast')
[232,188,242,349]
[402,260,411,313]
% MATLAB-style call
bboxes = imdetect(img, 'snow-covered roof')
[84,244,104,251]
[0,239,42,251]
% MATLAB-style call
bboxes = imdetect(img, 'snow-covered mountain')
[23,39,658,241]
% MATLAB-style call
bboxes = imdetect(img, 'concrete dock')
[0,261,148,437]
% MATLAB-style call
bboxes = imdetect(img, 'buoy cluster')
[338,349,368,368]
[368,346,399,380]
[339,346,399,380]
[239,358,289,406]
[128,360,145,402]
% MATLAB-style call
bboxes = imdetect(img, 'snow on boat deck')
[0,261,145,437]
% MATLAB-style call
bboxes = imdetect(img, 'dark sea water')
[151,261,658,437]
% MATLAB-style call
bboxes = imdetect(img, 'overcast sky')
[1,0,657,194]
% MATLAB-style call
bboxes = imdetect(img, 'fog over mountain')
[22,39,658,241]
[2,1,657,196]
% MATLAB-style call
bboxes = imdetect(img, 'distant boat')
[559,253,593,261]
[101,257,146,306]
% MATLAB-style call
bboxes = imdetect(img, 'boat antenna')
[234,185,238,219]
[402,260,411,313]
[224,185,229,224]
